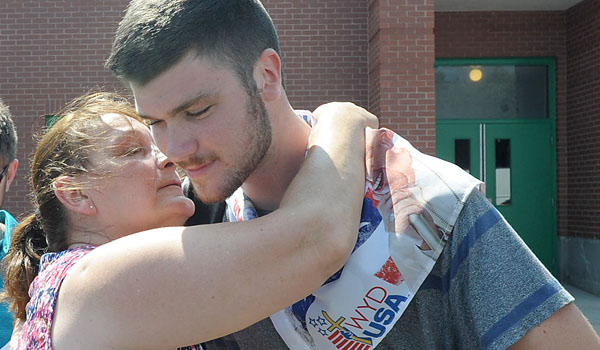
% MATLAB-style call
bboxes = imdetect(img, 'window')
[436,65,548,119]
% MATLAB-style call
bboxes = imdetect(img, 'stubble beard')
[193,85,272,203]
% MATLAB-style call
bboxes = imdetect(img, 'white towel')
[226,114,482,350]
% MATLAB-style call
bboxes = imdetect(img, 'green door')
[437,121,557,274]
[435,57,557,274]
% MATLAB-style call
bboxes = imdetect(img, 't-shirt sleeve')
[447,190,573,349]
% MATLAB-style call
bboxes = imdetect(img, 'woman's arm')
[53,103,377,349]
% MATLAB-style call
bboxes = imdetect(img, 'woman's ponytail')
[2,213,48,320]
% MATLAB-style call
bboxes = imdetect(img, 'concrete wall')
[560,236,600,295]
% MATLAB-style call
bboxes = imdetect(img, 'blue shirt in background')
[0,210,17,346]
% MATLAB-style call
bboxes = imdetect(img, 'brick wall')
[435,11,569,236]
[0,0,130,217]
[0,0,370,217]
[262,0,369,111]
[369,0,436,154]
[566,0,600,239]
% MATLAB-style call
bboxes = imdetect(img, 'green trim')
[435,57,555,67]
[437,119,551,125]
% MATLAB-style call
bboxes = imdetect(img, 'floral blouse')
[18,245,202,350]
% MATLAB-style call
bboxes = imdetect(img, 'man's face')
[131,53,272,203]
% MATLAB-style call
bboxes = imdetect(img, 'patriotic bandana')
[225,111,482,350]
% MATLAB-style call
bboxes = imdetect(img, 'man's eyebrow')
[138,92,216,120]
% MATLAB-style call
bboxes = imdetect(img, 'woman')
[2,93,377,349]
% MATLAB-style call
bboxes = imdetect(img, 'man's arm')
[510,302,600,349]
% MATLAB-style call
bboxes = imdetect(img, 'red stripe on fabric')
[337,339,348,348]
[342,340,357,350]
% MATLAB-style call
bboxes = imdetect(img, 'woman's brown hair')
[1,92,141,319]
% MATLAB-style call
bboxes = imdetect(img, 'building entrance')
[435,58,557,274]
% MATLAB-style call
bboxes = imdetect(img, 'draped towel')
[226,112,482,349]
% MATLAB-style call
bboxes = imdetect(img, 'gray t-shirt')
[198,190,573,349]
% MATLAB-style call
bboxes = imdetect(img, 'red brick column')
[368,0,436,154]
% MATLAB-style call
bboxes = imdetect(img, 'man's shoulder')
[182,178,227,225]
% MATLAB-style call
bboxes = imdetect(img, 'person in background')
[0,99,19,349]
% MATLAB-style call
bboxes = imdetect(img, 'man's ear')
[254,48,283,102]
[53,176,96,215]
[4,159,18,192]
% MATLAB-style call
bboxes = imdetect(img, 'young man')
[0,99,19,348]
[106,1,600,348]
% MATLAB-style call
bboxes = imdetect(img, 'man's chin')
[192,183,236,204]
[189,167,250,204]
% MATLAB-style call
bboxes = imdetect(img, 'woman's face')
[86,114,195,239]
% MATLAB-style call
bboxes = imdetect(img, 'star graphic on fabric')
[318,328,328,336]
[309,318,319,328]
[317,316,327,326]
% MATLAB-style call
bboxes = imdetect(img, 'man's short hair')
[0,99,18,164]
[106,0,281,90]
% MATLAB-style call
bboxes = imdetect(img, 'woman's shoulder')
[21,246,96,349]
[34,245,96,289]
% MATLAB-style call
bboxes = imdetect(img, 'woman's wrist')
[312,102,379,131]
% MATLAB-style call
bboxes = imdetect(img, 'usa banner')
[226,114,482,349]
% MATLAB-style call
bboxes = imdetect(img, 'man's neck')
[241,106,310,211]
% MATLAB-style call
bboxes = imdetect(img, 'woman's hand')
[311,102,379,144]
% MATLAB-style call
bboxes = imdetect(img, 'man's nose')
[158,120,199,163]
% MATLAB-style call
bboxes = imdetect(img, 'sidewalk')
[565,284,600,334]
